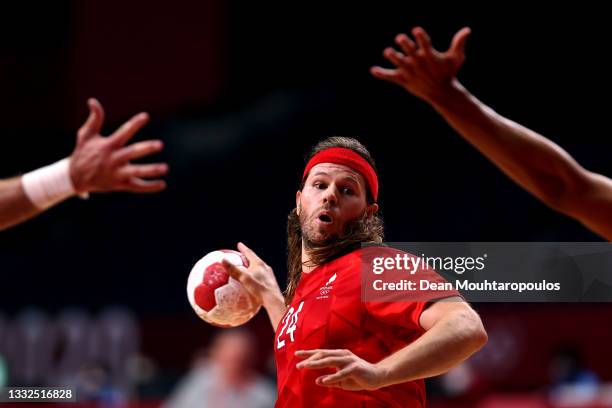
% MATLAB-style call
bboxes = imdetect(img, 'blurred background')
[1,1,611,407]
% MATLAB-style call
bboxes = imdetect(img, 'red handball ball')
[187,250,261,327]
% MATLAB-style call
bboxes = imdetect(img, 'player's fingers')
[296,352,327,366]
[395,33,416,55]
[238,253,250,268]
[295,350,332,361]
[237,242,266,267]
[224,261,262,302]
[109,112,150,147]
[370,67,404,86]
[223,259,246,282]
[317,366,353,385]
[297,356,351,370]
[384,49,416,77]
[412,26,432,54]
[77,98,105,141]
[116,163,169,180]
[295,349,348,359]
[383,47,405,67]
[110,140,164,166]
[124,178,166,193]
[449,26,471,62]
[294,349,320,358]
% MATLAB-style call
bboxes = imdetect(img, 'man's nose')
[323,185,338,205]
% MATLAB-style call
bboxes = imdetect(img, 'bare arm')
[375,299,486,385]
[0,98,168,231]
[295,298,487,390]
[0,177,39,231]
[262,290,288,331]
[372,27,612,240]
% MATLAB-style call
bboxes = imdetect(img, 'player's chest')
[275,270,362,353]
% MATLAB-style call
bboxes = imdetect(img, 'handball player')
[224,137,487,407]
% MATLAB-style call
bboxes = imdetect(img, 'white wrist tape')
[21,158,76,209]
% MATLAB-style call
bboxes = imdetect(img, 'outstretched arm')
[0,177,38,230]
[0,98,168,231]
[372,27,612,240]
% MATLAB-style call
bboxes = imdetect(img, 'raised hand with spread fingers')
[372,27,612,240]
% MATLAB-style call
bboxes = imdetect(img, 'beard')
[285,204,384,303]
[297,203,377,251]
[299,204,340,249]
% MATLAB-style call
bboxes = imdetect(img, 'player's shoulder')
[337,244,417,271]
[333,244,393,262]
[357,243,414,260]
[325,245,420,279]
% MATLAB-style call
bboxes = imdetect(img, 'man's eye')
[342,187,354,195]
[314,182,327,189]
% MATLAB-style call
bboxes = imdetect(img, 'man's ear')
[366,203,379,219]
[296,191,302,216]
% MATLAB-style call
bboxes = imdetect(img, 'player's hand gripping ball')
[187,250,261,327]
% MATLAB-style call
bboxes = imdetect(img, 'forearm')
[376,309,486,386]
[427,81,588,210]
[0,177,41,231]
[262,290,287,331]
[0,159,78,231]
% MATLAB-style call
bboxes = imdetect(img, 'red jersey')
[274,246,453,408]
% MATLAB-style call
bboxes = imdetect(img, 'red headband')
[302,147,379,201]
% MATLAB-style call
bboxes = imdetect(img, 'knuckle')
[100,138,115,150]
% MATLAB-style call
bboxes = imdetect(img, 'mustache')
[298,204,331,223]
[301,210,377,253]
[310,204,333,220]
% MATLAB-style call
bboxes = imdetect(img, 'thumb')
[77,98,105,142]
[449,27,471,62]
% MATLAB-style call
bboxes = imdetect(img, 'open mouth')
[318,213,333,224]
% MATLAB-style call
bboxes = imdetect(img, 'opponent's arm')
[371,27,612,241]
[295,298,486,390]
[0,98,168,231]
[223,242,287,331]
[0,177,38,231]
